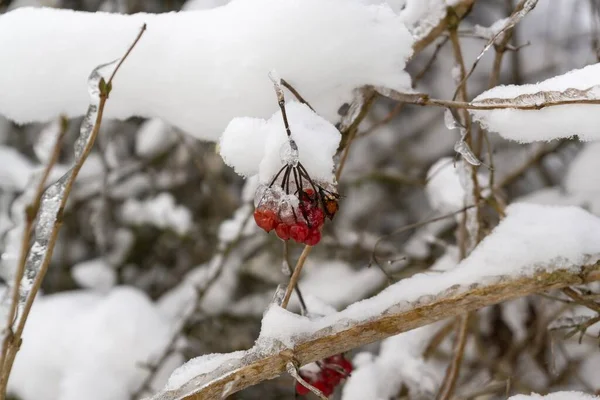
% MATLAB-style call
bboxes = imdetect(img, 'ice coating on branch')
[0,1,414,141]
[470,63,600,142]
[220,102,341,184]
[279,139,299,167]
[15,60,108,326]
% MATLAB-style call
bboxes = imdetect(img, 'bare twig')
[281,79,315,112]
[0,116,67,379]
[451,0,539,101]
[562,287,600,313]
[436,313,470,400]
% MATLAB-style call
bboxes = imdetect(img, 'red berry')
[321,368,342,386]
[339,358,353,375]
[290,223,309,243]
[304,229,321,246]
[312,379,335,396]
[307,208,325,228]
[275,223,291,240]
[295,382,310,395]
[253,208,278,232]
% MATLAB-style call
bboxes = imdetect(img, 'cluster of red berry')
[295,354,353,397]
[254,182,338,246]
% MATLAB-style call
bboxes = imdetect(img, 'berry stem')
[281,245,313,309]
[270,164,288,187]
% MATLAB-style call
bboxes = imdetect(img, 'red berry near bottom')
[275,223,291,240]
[290,223,309,243]
[295,382,310,396]
[304,229,321,246]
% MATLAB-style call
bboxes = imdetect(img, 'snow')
[359,0,449,41]
[135,118,178,158]
[164,350,247,390]
[8,287,173,400]
[157,203,600,395]
[182,0,231,10]
[509,393,600,400]
[342,324,443,399]
[288,261,384,311]
[72,258,116,292]
[473,17,512,41]
[157,255,241,321]
[121,192,192,235]
[0,1,414,141]
[399,0,447,41]
[425,157,464,212]
[0,146,35,191]
[217,204,256,243]
[563,142,600,214]
[470,63,600,143]
[219,102,341,183]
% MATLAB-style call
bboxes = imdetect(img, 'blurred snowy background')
[1,0,600,399]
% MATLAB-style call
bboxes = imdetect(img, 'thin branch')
[451,0,539,101]
[150,263,600,400]
[436,313,470,400]
[373,88,600,112]
[562,287,600,314]
[0,116,67,377]
[281,79,315,112]
[281,245,313,309]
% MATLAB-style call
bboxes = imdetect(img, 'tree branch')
[150,263,600,400]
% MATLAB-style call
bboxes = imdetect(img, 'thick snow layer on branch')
[160,203,600,395]
[0,1,413,141]
[360,0,451,41]
[219,102,341,183]
[8,287,172,400]
[470,63,600,143]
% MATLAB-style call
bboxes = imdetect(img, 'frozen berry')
[307,208,325,228]
[275,223,291,240]
[312,378,334,396]
[253,208,278,232]
[304,229,321,246]
[295,382,310,396]
[323,195,339,220]
[290,222,309,243]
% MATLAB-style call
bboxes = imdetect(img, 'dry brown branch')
[436,313,469,400]
[150,263,600,400]
[281,245,313,309]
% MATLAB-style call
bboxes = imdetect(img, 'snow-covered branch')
[151,203,600,400]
